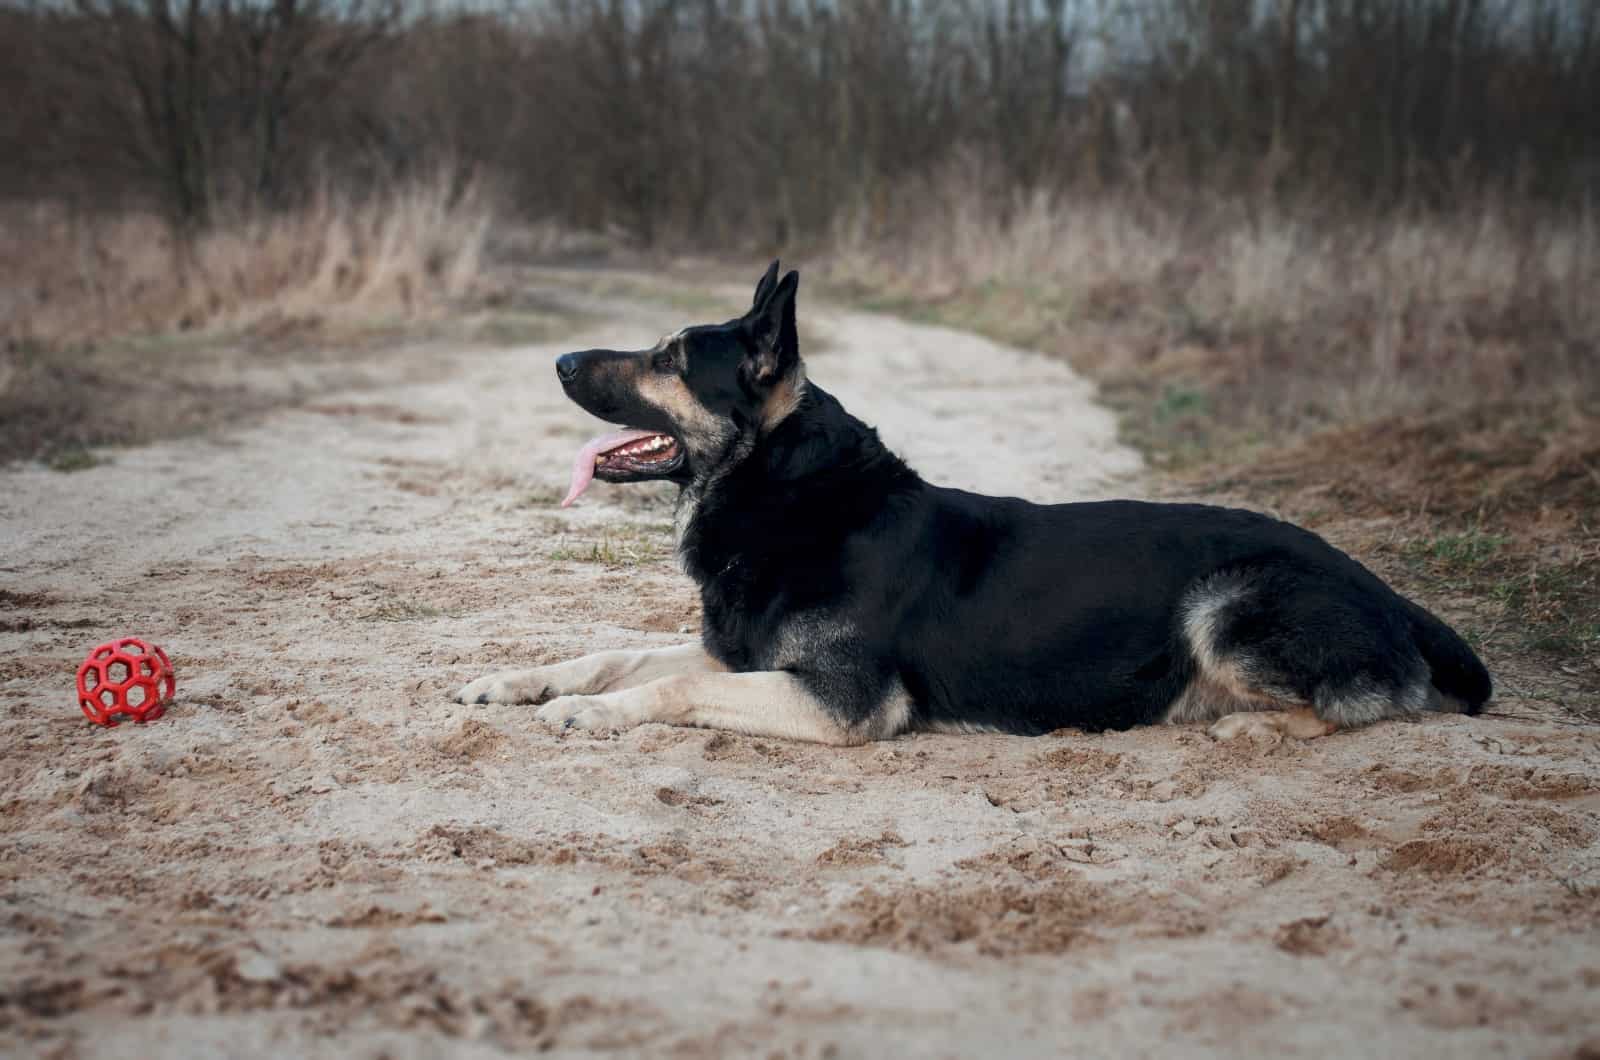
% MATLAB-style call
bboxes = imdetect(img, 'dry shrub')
[1,172,493,349]
[4,2,1596,248]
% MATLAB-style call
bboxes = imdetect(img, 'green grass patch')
[1489,561,1600,658]
[1153,384,1209,424]
[46,446,104,472]
[547,522,675,568]
[1403,530,1510,574]
[1396,527,1598,663]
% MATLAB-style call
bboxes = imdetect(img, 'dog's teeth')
[598,435,671,463]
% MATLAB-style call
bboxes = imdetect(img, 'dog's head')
[557,261,805,506]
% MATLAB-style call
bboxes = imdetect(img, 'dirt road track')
[2,285,1598,1058]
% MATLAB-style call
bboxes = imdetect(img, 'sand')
[2,287,1598,1058]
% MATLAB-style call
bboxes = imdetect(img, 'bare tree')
[2,0,1595,242]
[19,0,399,227]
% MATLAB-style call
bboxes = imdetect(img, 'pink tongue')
[561,429,662,508]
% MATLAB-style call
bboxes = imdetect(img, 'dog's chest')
[695,548,864,676]
[695,553,768,669]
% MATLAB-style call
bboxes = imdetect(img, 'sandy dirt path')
[2,282,1598,1058]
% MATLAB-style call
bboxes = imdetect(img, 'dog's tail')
[1404,600,1492,714]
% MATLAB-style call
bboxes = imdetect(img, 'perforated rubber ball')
[76,638,175,726]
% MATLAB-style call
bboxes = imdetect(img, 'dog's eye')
[651,348,680,374]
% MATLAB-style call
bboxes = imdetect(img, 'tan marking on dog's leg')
[536,671,872,745]
[453,643,723,705]
[554,643,727,693]
[1207,708,1337,743]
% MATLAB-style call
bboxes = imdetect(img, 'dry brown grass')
[1,173,493,350]
[0,174,550,465]
[828,180,1599,466]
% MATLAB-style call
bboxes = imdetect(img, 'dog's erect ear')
[750,260,781,314]
[742,268,799,387]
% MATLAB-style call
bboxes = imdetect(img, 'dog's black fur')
[550,262,1491,739]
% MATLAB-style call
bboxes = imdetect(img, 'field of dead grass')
[2,176,494,350]
[0,186,596,466]
[829,187,1598,463]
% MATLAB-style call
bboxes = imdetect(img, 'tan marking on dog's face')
[637,366,725,457]
[635,327,803,454]
[591,349,645,384]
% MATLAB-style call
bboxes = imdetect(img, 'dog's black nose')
[556,353,580,383]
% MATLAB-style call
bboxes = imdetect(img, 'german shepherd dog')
[454,262,1492,744]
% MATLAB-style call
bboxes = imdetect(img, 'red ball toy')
[76,638,175,726]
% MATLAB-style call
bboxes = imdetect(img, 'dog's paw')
[453,669,550,706]
[1206,712,1285,744]
[1208,708,1336,743]
[534,694,640,736]
[536,694,640,732]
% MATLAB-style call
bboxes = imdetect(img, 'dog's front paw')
[536,694,640,732]
[453,669,551,706]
